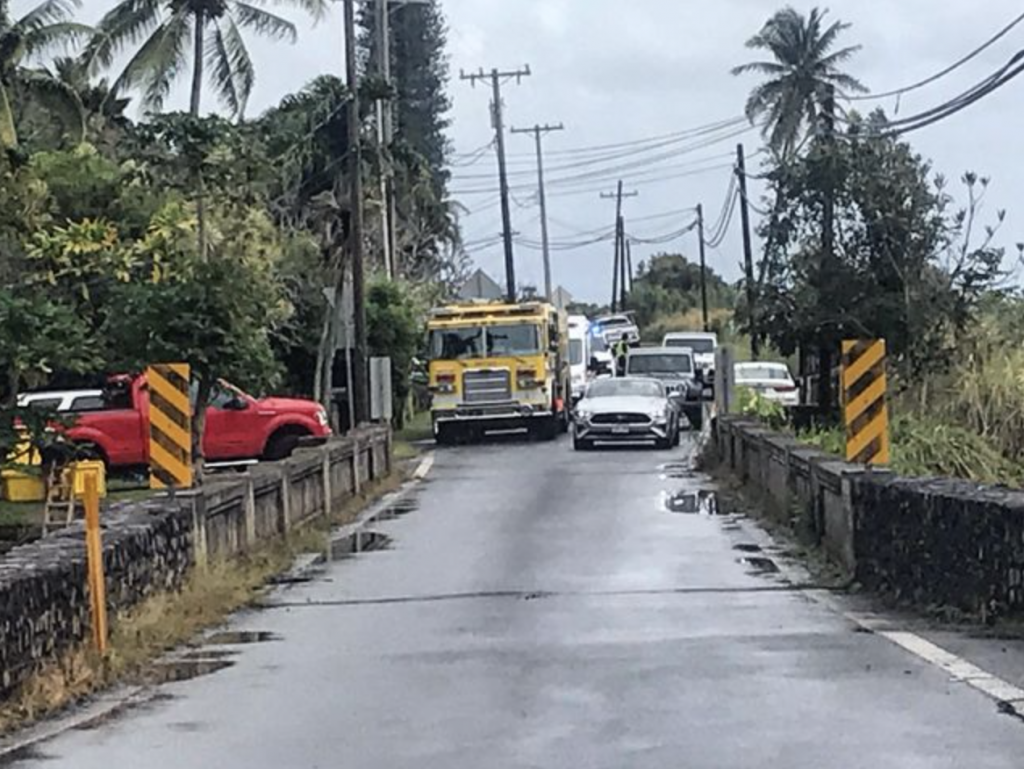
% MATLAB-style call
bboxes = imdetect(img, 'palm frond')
[817,45,864,72]
[208,14,255,120]
[731,60,788,77]
[21,21,93,58]
[249,0,331,25]
[112,9,191,114]
[826,71,869,95]
[84,0,163,74]
[812,17,853,59]
[233,3,297,42]
[14,0,80,33]
[206,20,241,118]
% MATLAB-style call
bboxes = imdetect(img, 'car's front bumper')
[575,418,670,441]
[433,402,553,425]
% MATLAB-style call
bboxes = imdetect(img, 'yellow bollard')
[84,473,108,655]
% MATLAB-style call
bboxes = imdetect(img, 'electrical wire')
[881,49,1024,136]
[846,10,1024,103]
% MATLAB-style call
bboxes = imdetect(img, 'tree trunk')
[0,82,17,149]
[192,375,213,483]
[190,11,205,117]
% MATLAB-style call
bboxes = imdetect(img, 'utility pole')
[818,85,837,413]
[625,239,633,293]
[735,143,758,360]
[344,0,368,425]
[696,203,710,332]
[511,122,563,301]
[374,0,394,278]
[600,181,638,312]
[461,66,531,302]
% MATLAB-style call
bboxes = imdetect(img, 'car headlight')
[576,409,592,421]
[316,409,329,426]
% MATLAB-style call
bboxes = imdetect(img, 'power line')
[846,10,1024,103]
[882,49,1024,136]
[507,116,749,159]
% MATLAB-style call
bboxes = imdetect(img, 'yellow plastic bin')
[66,461,107,499]
[1,469,45,502]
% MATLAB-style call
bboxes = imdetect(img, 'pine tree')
[359,0,458,280]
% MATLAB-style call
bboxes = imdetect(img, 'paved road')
[12,435,1024,767]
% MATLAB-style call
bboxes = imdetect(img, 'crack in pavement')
[256,583,843,609]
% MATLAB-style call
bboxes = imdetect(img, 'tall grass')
[799,414,1024,486]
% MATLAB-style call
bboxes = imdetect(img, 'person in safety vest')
[612,334,629,377]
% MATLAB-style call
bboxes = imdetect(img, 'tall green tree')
[359,0,459,279]
[0,0,92,148]
[731,6,866,157]
[86,0,330,118]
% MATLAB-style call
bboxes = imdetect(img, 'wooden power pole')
[511,123,564,301]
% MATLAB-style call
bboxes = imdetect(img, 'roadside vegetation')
[717,7,1024,487]
[0,0,456,469]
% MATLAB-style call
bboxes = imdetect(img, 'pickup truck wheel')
[263,430,307,462]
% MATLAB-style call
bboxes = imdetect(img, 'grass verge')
[394,411,433,461]
[0,472,403,736]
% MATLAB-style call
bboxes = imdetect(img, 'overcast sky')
[29,0,1024,303]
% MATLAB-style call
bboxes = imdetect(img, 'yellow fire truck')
[426,301,571,444]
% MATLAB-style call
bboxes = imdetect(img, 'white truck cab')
[567,315,590,404]
[663,331,718,374]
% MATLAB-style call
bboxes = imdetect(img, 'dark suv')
[624,347,706,430]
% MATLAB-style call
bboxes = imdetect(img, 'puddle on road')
[203,630,279,646]
[663,490,721,515]
[659,462,694,480]
[375,497,419,521]
[733,543,763,553]
[739,556,780,574]
[145,659,234,685]
[330,530,392,560]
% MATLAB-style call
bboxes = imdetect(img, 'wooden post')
[351,438,362,495]
[244,477,257,549]
[84,473,108,655]
[321,449,333,519]
[279,468,292,536]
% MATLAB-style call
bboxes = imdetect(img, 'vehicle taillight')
[774,384,797,393]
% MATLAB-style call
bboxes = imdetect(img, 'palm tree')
[732,6,866,157]
[85,0,330,119]
[0,0,92,148]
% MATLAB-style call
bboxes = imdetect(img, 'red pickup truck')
[66,375,331,468]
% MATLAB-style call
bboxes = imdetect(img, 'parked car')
[572,377,679,451]
[64,374,331,468]
[625,346,707,430]
[17,389,106,413]
[734,361,799,407]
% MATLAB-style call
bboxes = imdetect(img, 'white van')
[567,315,590,404]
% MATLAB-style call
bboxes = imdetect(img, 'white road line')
[413,452,435,479]
[798,589,1024,710]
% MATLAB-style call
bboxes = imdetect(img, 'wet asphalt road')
[13,434,1024,767]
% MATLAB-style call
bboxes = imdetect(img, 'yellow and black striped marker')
[147,363,193,490]
[841,340,890,465]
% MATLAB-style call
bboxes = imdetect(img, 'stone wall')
[713,415,1024,617]
[0,426,391,696]
[853,477,1024,616]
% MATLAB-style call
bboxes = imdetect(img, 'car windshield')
[587,379,664,399]
[429,327,484,359]
[736,365,791,382]
[569,339,584,366]
[665,337,715,353]
[429,324,541,360]
[485,324,541,356]
[627,354,693,375]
